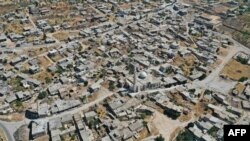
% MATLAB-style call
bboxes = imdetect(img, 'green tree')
[155,135,165,141]
[239,77,248,82]
[45,77,52,84]
[109,81,115,91]
[15,100,23,107]
[164,108,181,120]
[84,81,88,86]
[38,91,47,99]
[176,130,195,141]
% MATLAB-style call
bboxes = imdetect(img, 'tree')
[38,91,47,99]
[176,130,195,141]
[109,81,116,91]
[155,135,165,141]
[239,77,248,82]
[187,122,194,128]
[84,81,88,86]
[45,77,52,84]
[236,56,249,65]
[164,108,181,120]
[15,100,23,107]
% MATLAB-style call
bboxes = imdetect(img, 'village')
[0,0,250,141]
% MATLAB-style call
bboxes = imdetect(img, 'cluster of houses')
[29,93,150,141]
[0,0,250,141]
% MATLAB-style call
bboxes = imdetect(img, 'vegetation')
[80,95,88,103]
[236,56,249,65]
[15,100,23,107]
[45,77,52,84]
[176,130,195,141]
[187,123,194,128]
[109,81,115,91]
[239,76,248,82]
[84,81,88,86]
[164,108,181,120]
[165,67,173,74]
[88,118,99,129]
[9,78,25,91]
[55,67,64,74]
[0,58,7,64]
[198,74,207,80]
[207,126,219,138]
[204,89,213,95]
[155,135,165,141]
[38,91,47,100]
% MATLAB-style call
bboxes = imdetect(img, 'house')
[128,120,144,133]
[16,91,32,102]
[163,77,178,87]
[49,118,63,131]
[29,65,40,74]
[0,87,9,96]
[0,103,12,114]
[48,49,59,57]
[26,78,41,87]
[173,74,188,84]
[88,79,103,93]
[242,101,250,110]
[84,111,97,124]
[120,128,134,140]
[50,99,81,114]
[61,115,73,125]
[38,103,49,117]
[244,85,250,98]
[0,34,7,42]
[5,94,17,103]
[79,130,92,141]
[10,57,23,65]
[45,38,56,44]
[2,71,14,80]
[31,121,47,139]
[48,83,61,95]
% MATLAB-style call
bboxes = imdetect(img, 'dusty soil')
[221,60,250,80]
[0,129,7,141]
[0,113,24,122]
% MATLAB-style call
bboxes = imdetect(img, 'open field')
[221,59,250,81]
[221,13,250,48]
[172,54,197,76]
[234,83,246,94]
[52,31,79,41]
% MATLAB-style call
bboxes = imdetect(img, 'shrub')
[164,108,181,120]
[239,77,248,82]
[38,91,47,99]
[176,130,195,141]
[155,135,165,141]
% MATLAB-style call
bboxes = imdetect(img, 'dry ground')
[32,56,53,83]
[221,59,250,80]
[52,31,79,41]
[34,135,49,141]
[235,83,246,94]
[172,54,197,76]
[0,129,7,141]
[0,113,24,122]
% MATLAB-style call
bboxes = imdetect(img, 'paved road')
[192,31,250,93]
[0,122,14,141]
[0,120,26,141]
